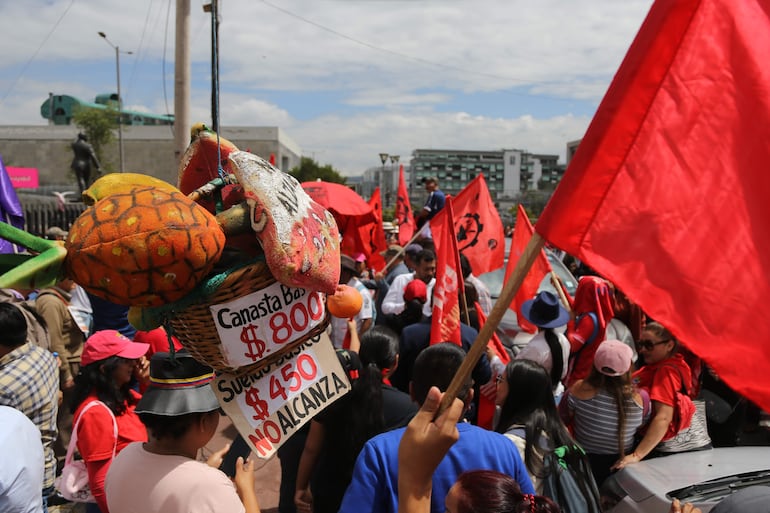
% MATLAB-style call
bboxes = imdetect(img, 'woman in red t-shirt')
[612,322,697,470]
[70,330,150,513]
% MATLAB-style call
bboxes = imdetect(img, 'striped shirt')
[0,342,59,489]
[567,388,644,455]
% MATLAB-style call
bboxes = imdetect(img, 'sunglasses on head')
[636,338,670,351]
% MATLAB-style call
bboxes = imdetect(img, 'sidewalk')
[207,416,282,513]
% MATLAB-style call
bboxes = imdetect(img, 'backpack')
[0,288,51,350]
[541,444,602,513]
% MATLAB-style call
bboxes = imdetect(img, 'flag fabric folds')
[429,174,504,276]
[506,205,553,334]
[395,165,416,246]
[535,0,770,411]
[430,199,463,346]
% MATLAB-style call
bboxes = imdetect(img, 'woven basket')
[167,260,329,376]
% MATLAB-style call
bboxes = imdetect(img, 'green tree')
[289,157,346,184]
[71,106,117,171]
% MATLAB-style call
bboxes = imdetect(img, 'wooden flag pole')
[550,271,573,316]
[436,231,546,417]
[382,223,426,271]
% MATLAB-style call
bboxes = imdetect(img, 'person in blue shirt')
[338,343,534,513]
[416,177,445,228]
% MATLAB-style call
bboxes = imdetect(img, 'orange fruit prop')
[327,284,363,318]
[65,187,225,307]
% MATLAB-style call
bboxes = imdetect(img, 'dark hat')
[340,254,357,273]
[520,291,570,329]
[405,243,423,256]
[135,351,220,416]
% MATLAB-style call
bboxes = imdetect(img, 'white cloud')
[0,0,653,177]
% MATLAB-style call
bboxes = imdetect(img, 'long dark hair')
[452,470,561,513]
[356,326,401,435]
[70,356,135,416]
[585,366,635,456]
[495,359,576,477]
[542,328,565,388]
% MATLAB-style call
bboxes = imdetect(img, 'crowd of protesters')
[1,193,768,513]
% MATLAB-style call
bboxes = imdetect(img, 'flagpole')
[550,271,573,315]
[436,231,546,418]
[382,224,426,270]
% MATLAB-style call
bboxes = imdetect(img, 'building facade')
[408,148,565,214]
[0,125,302,188]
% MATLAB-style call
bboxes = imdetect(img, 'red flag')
[341,188,388,271]
[506,205,553,334]
[430,199,463,346]
[395,165,416,246]
[536,0,770,411]
[366,187,388,271]
[475,301,511,429]
[429,174,504,275]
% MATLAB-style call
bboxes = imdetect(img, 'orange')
[327,284,363,318]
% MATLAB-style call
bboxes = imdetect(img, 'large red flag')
[430,199,463,346]
[506,204,553,334]
[395,165,416,246]
[536,0,770,411]
[429,174,504,275]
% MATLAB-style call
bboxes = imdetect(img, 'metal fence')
[17,191,86,239]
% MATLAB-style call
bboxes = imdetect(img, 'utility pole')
[174,0,191,163]
[203,0,220,132]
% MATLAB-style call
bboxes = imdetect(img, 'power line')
[0,0,76,105]
[257,0,570,93]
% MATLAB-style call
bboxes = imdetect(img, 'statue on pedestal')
[70,133,101,194]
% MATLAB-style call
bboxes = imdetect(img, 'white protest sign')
[213,333,349,460]
[209,281,325,368]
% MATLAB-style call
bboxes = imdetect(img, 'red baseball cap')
[403,279,428,303]
[81,330,150,367]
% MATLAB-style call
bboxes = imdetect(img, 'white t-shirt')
[515,330,570,380]
[105,442,245,513]
[380,273,435,317]
[0,406,43,513]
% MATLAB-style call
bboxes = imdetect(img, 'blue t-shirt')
[423,190,446,220]
[338,422,534,513]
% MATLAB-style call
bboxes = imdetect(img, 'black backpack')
[541,444,602,513]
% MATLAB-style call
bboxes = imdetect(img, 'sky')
[0,0,654,176]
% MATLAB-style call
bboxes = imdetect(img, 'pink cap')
[81,330,150,367]
[353,252,366,263]
[593,339,633,377]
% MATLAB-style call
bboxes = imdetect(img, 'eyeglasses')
[636,339,670,351]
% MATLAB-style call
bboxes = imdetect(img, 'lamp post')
[98,31,131,172]
[379,152,389,200]
[388,155,400,208]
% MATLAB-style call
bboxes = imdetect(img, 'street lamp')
[98,32,131,172]
[388,155,400,208]
[379,153,389,200]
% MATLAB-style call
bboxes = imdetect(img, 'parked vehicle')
[476,244,577,353]
[605,446,770,512]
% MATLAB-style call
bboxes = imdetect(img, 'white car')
[605,447,770,512]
